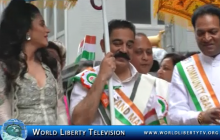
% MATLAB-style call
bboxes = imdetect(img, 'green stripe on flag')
[75,51,95,64]
[148,120,160,125]
[176,62,202,111]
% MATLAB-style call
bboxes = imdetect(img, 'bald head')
[135,33,152,49]
[130,33,153,74]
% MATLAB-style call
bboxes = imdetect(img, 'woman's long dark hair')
[0,0,58,94]
[47,41,63,65]
[161,53,186,66]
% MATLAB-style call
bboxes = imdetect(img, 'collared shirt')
[168,53,220,125]
[69,63,139,125]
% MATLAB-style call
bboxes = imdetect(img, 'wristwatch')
[198,112,204,124]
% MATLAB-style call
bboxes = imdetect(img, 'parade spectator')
[157,53,185,82]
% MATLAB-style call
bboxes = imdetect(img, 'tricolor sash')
[72,68,169,125]
[79,69,146,125]
[99,74,161,125]
[97,72,169,125]
[177,54,220,111]
[72,68,156,125]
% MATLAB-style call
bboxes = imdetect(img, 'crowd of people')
[0,0,219,125]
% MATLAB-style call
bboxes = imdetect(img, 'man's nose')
[203,33,212,42]
[120,44,127,53]
[142,52,148,61]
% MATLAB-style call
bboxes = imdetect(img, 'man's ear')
[100,39,105,53]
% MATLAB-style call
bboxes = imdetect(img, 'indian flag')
[74,35,96,64]
[144,109,160,125]
[144,95,168,125]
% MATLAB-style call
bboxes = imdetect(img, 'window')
[158,19,165,25]
[126,0,151,24]
[40,7,64,39]
[57,9,64,33]
[126,0,164,26]
[47,8,55,37]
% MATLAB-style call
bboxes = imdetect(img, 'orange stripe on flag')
[85,35,96,44]
[115,89,144,123]
[193,54,220,107]
[144,109,156,120]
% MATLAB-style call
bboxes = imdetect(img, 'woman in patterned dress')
[0,0,68,125]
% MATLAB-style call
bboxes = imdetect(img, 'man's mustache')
[114,51,130,60]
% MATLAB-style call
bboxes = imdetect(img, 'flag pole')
[101,0,115,125]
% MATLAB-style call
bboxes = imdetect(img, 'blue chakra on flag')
[1,119,27,140]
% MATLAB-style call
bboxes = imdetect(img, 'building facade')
[60,0,199,65]
[0,0,200,66]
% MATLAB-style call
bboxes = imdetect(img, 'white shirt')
[148,72,158,77]
[168,53,220,125]
[69,64,139,125]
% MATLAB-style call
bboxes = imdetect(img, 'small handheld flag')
[74,35,96,64]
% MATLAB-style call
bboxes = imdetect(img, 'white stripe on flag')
[145,114,158,124]
[83,43,95,53]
